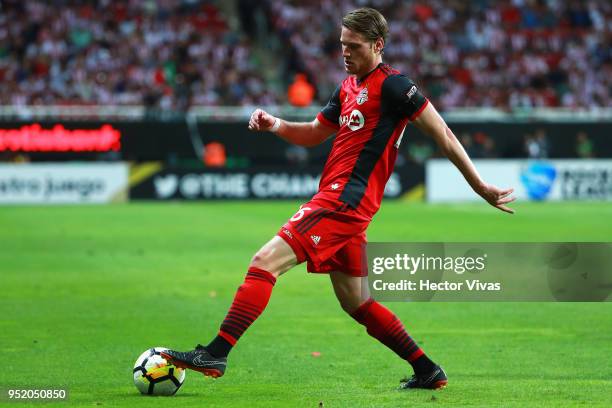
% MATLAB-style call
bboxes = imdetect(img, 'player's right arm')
[248,85,341,147]
[248,109,336,147]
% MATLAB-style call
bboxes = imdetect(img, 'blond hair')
[342,8,389,44]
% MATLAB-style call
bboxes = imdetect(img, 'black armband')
[382,74,428,120]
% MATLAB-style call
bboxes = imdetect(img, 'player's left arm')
[412,103,515,213]
[383,74,515,214]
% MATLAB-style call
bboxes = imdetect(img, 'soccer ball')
[132,347,186,395]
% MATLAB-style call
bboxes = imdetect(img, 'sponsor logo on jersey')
[311,235,321,245]
[331,183,340,190]
[406,85,417,100]
[356,87,368,105]
[340,109,365,131]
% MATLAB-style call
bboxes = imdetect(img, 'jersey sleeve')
[381,74,429,121]
[316,85,341,129]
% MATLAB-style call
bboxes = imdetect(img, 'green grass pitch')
[1,201,611,407]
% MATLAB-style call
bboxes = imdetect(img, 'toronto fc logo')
[356,87,368,105]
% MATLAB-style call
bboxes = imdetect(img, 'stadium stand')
[0,0,609,110]
[0,0,279,109]
[269,0,611,109]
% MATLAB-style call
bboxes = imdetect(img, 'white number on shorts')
[290,206,312,222]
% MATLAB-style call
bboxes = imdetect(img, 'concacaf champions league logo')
[356,87,368,105]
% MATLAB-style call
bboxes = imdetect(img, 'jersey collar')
[357,63,383,85]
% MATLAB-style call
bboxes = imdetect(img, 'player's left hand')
[476,183,516,214]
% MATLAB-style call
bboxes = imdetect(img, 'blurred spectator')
[287,73,316,107]
[460,132,481,158]
[472,131,497,158]
[576,131,594,158]
[534,128,549,158]
[525,129,549,159]
[203,141,226,167]
[237,0,272,39]
[482,137,497,159]
[471,132,485,158]
[525,135,537,158]
[285,144,309,166]
[407,139,434,164]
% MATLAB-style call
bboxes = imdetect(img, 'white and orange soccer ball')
[132,347,186,395]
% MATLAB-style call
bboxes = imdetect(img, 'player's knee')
[337,296,362,315]
[250,244,272,264]
[249,237,298,278]
[339,302,357,315]
[250,252,269,269]
[249,249,280,278]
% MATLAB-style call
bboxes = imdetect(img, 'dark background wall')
[1,120,610,164]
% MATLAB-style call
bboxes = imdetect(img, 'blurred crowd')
[270,0,611,110]
[404,128,598,163]
[0,0,610,110]
[0,0,277,109]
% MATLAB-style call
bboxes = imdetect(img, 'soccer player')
[162,7,515,390]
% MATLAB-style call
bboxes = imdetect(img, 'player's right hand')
[248,108,276,132]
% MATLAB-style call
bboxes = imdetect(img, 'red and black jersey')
[314,63,428,219]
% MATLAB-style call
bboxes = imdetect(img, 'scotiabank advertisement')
[427,159,612,202]
[0,124,121,152]
[0,163,128,204]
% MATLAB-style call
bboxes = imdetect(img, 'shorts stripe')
[294,208,325,232]
[295,208,325,230]
[337,203,350,212]
[296,208,331,233]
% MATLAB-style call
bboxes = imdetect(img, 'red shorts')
[276,198,370,277]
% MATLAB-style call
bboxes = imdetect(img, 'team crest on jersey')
[356,87,368,105]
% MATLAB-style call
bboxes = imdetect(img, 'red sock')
[351,299,432,370]
[218,267,277,346]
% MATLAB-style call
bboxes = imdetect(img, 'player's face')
[340,26,382,77]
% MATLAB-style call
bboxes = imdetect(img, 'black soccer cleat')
[160,345,227,378]
[399,365,448,390]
